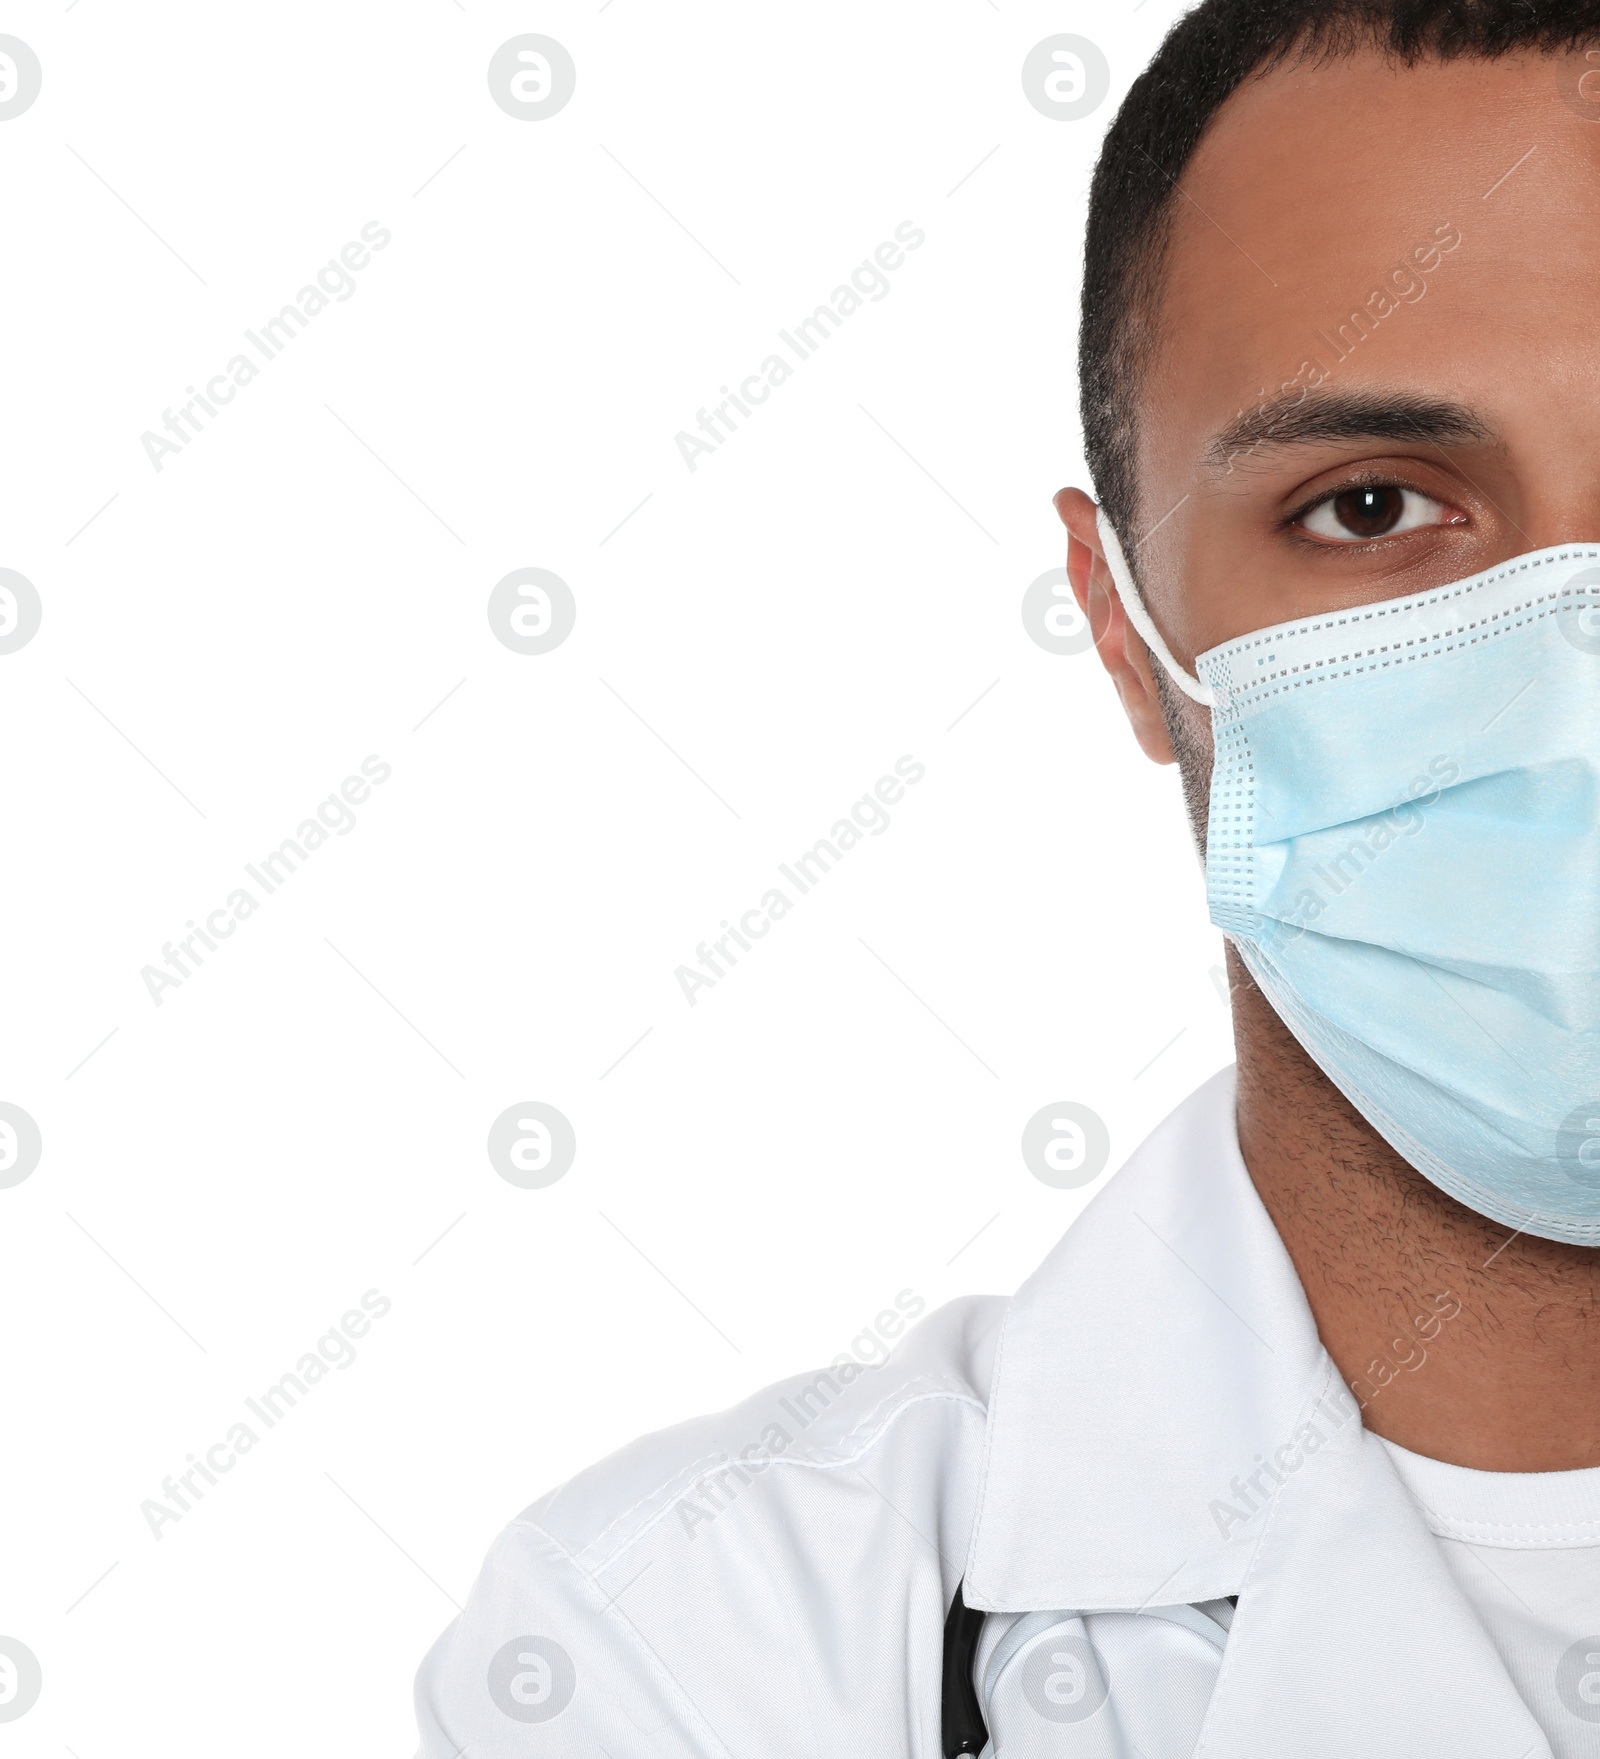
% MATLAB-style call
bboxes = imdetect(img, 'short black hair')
[1080,0,1600,541]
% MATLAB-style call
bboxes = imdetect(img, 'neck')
[1228,944,1600,1473]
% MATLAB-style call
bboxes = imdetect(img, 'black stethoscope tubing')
[941,1580,989,1757]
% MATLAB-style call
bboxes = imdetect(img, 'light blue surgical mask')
[1099,513,1600,1247]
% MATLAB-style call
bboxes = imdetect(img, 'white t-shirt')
[1380,1437,1600,1758]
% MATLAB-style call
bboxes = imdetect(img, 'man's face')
[1066,46,1600,783]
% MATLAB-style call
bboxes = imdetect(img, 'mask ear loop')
[1095,510,1214,708]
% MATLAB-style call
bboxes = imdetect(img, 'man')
[415,3,1600,1752]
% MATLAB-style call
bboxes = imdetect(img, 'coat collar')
[963,1066,1551,1757]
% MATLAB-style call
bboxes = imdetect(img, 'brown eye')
[1299,484,1451,543]
[1331,486,1403,536]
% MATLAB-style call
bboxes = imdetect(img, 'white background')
[0,3,1234,1753]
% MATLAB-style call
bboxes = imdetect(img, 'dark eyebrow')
[1206,391,1495,475]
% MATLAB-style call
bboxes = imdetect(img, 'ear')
[1054,486,1176,766]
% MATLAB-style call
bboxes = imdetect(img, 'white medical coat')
[413,1067,1559,1756]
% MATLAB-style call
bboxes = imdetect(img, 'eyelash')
[1285,476,1394,526]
